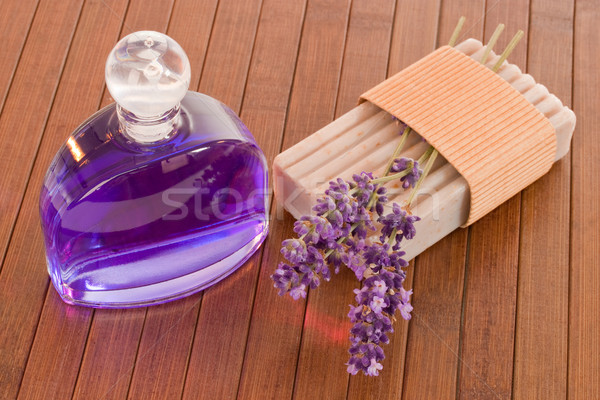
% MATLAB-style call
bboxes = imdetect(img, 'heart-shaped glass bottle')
[39,31,268,308]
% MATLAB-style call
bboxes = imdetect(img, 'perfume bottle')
[39,31,269,308]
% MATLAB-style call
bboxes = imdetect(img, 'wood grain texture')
[569,0,600,397]
[73,308,146,399]
[127,295,200,399]
[0,0,83,269]
[512,0,573,398]
[292,1,395,398]
[196,0,263,113]
[17,291,93,399]
[0,1,108,398]
[457,3,529,399]
[0,0,39,113]
[236,0,352,398]
[0,1,596,399]
[182,1,306,399]
[400,2,483,399]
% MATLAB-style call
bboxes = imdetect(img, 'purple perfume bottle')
[39,31,268,308]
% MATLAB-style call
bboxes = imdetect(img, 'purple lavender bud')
[303,215,336,241]
[280,238,307,264]
[363,243,391,271]
[325,240,345,274]
[293,220,320,244]
[289,284,307,300]
[313,196,336,215]
[369,296,387,314]
[391,157,423,189]
[299,266,320,289]
[328,209,344,230]
[400,287,412,304]
[270,262,298,296]
[378,203,420,249]
[389,251,409,270]
[347,363,359,375]
[371,279,387,297]
[348,304,364,323]
[399,302,413,320]
[343,250,366,280]
[351,172,376,207]
[367,359,383,376]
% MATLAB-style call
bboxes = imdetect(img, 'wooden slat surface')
[512,0,573,398]
[458,2,529,398]
[0,0,597,399]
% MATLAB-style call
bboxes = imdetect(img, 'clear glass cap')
[105,31,191,118]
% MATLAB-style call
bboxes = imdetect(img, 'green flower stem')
[448,16,466,47]
[383,125,412,176]
[417,145,434,165]
[386,227,397,249]
[480,24,504,64]
[492,30,524,72]
[371,168,412,185]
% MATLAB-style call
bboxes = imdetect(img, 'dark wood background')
[0,0,598,399]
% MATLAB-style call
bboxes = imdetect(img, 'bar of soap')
[273,39,575,260]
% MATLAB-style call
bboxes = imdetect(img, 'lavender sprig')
[347,269,413,376]
[271,117,426,376]
[271,172,387,301]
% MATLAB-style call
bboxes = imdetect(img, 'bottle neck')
[117,104,180,144]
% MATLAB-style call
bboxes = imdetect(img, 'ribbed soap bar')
[273,39,575,260]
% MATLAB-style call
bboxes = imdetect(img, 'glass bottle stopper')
[105,31,191,143]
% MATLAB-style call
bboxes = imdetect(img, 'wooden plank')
[292,1,396,398]
[0,0,87,397]
[0,2,125,397]
[333,0,396,116]
[512,0,573,397]
[569,0,600,397]
[346,2,440,398]
[0,0,83,270]
[457,3,529,398]
[12,1,175,398]
[235,0,352,398]
[401,232,468,399]
[127,295,200,399]
[196,0,263,113]
[181,1,306,399]
[0,0,39,113]
[17,291,94,399]
[400,2,484,399]
[72,308,146,399]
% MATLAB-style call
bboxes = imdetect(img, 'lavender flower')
[378,203,420,250]
[346,267,412,376]
[280,239,307,264]
[391,157,423,188]
[272,135,422,376]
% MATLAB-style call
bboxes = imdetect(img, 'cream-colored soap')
[273,39,575,260]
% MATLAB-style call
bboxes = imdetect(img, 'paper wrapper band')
[360,45,557,226]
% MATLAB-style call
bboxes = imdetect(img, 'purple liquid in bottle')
[39,32,268,308]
